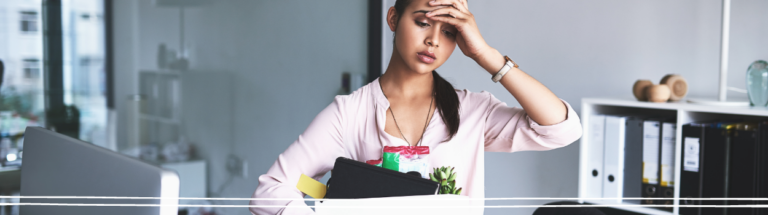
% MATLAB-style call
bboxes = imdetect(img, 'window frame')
[20,10,40,33]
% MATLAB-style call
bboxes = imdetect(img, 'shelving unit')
[139,70,183,145]
[135,70,234,205]
[578,97,768,215]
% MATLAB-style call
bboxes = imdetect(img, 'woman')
[250,0,583,214]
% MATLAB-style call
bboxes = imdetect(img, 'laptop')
[19,127,179,215]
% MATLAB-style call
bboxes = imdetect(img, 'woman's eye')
[415,21,430,27]
[443,30,455,37]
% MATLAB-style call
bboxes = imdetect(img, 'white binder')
[642,121,661,187]
[603,115,627,202]
[660,122,676,188]
[586,115,606,199]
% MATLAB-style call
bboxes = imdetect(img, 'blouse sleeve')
[249,97,347,215]
[482,93,582,152]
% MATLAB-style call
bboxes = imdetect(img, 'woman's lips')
[417,51,436,64]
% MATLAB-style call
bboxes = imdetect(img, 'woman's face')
[389,0,458,74]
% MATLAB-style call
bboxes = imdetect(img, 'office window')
[62,0,108,147]
[0,2,46,127]
[23,58,41,79]
[20,11,38,33]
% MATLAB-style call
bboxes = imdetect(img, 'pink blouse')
[249,78,582,215]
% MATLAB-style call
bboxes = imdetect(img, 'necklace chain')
[389,97,432,146]
[379,79,434,146]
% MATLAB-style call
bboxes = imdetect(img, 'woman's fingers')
[429,0,469,13]
[426,7,466,20]
[426,13,463,27]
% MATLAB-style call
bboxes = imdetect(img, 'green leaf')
[448,172,457,182]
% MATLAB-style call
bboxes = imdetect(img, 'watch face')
[504,56,517,68]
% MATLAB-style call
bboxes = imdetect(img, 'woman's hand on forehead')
[427,0,468,12]
[424,0,471,30]
[424,0,490,60]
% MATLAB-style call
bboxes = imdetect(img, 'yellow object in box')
[296,174,326,199]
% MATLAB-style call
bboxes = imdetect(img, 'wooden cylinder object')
[660,74,688,101]
[646,84,671,103]
[633,80,654,101]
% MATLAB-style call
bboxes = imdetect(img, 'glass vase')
[747,60,768,106]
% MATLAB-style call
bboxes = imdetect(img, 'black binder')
[759,122,768,215]
[756,121,768,214]
[324,157,439,199]
[727,126,759,215]
[700,126,729,215]
[680,124,704,215]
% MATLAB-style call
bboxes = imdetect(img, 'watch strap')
[492,55,518,83]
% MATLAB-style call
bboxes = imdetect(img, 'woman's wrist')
[472,47,505,75]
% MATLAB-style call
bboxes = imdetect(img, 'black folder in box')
[324,157,440,199]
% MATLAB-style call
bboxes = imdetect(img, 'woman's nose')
[425,29,440,47]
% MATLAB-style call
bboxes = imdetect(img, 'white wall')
[113,0,768,214]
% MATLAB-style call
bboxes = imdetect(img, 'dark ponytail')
[432,71,460,141]
[393,0,461,141]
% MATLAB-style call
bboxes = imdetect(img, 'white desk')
[315,195,483,215]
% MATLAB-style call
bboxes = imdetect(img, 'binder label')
[660,123,676,187]
[683,137,700,172]
[642,121,660,184]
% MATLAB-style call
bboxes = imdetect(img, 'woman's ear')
[386,7,398,32]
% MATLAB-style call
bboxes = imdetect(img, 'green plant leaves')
[432,166,462,195]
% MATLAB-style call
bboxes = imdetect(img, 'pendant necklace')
[379,79,434,146]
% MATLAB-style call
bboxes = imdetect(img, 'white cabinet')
[578,97,768,215]
[161,160,206,200]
